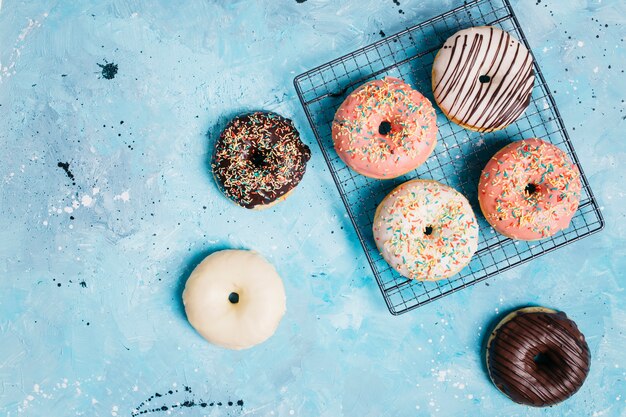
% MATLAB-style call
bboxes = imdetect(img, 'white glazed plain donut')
[182,250,286,350]
[373,180,479,281]
[432,26,535,132]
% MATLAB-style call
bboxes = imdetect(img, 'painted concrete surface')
[0,0,625,416]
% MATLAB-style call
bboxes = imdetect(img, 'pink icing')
[478,138,582,241]
[332,77,438,179]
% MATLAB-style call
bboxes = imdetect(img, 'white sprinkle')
[64,207,73,214]
[593,66,599,73]
[92,187,100,195]
[58,246,63,251]
[92,398,98,405]
[577,41,584,47]
[467,394,474,399]
[289,410,295,415]
[133,386,139,392]
[33,384,40,393]
[72,200,80,209]
[42,221,48,226]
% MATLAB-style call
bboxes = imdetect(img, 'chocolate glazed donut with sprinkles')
[212,112,311,209]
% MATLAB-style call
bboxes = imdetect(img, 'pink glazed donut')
[332,77,438,179]
[478,138,582,240]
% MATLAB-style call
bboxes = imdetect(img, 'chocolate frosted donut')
[212,112,311,209]
[432,26,535,132]
[486,307,590,407]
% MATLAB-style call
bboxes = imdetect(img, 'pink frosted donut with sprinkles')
[332,77,438,179]
[373,180,479,281]
[478,138,582,240]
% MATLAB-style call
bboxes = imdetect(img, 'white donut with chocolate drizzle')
[432,26,535,132]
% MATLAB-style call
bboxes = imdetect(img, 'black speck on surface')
[379,30,386,37]
[97,61,118,80]
[57,162,76,185]
[132,386,244,416]
[296,0,307,3]
[79,280,87,288]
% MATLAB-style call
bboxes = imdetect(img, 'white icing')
[182,250,286,350]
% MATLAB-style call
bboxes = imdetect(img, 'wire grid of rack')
[293,0,604,315]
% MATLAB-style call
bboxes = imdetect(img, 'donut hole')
[533,352,553,368]
[228,292,240,304]
[525,183,538,196]
[378,120,393,136]
[250,150,267,168]
[423,225,434,236]
[479,74,491,84]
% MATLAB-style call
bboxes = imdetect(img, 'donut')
[373,180,478,281]
[332,77,438,179]
[432,26,535,132]
[212,111,311,209]
[478,138,581,240]
[486,307,591,407]
[182,250,286,350]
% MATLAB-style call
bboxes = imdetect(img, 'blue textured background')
[1,0,625,416]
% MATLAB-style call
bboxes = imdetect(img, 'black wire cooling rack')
[293,0,604,315]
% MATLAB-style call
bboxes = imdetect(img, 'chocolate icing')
[487,309,590,407]
[212,112,310,209]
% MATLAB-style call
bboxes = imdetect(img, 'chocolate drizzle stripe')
[487,310,590,407]
[433,27,535,132]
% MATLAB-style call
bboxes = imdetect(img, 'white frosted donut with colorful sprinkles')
[332,77,438,179]
[373,180,479,281]
[478,138,581,240]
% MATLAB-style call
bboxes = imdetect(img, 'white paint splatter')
[113,190,130,202]
[81,195,94,207]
